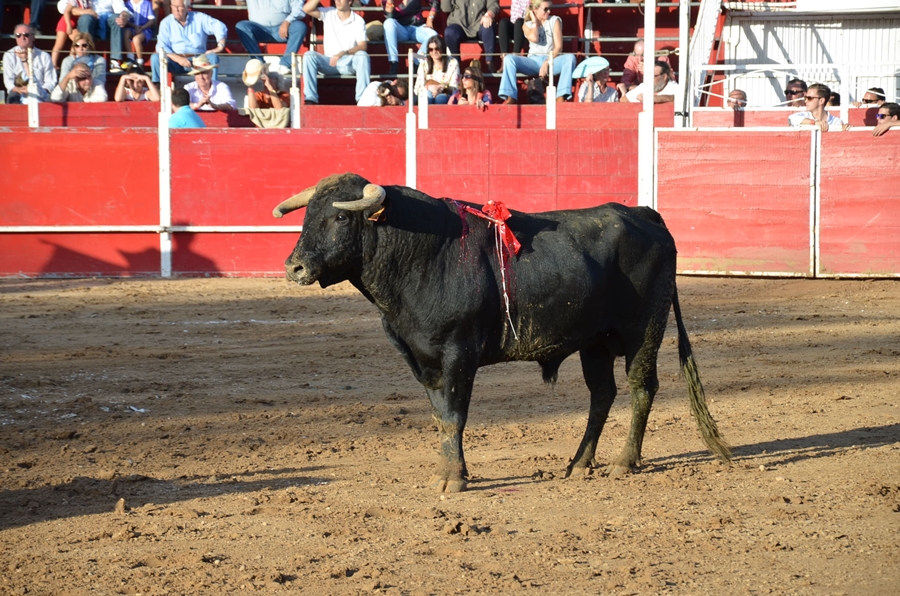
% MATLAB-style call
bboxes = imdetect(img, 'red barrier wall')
[656,130,814,275]
[818,132,900,276]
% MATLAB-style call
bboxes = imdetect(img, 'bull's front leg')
[421,358,477,493]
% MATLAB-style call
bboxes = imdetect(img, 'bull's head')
[273,173,385,287]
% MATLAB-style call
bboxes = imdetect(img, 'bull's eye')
[335,213,349,224]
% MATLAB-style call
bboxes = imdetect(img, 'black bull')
[274,173,730,492]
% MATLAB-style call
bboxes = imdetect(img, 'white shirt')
[50,78,108,102]
[93,0,127,14]
[318,7,365,58]
[357,81,406,107]
[788,111,844,129]
[184,80,236,110]
[625,79,680,103]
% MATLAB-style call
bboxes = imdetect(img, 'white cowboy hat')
[242,58,268,86]
[572,56,611,79]
[187,54,218,75]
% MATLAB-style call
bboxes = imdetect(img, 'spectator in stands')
[122,0,157,65]
[498,0,527,64]
[114,63,160,100]
[169,87,206,128]
[184,54,235,111]
[852,87,885,108]
[574,56,617,103]
[827,92,840,107]
[382,0,437,77]
[414,35,459,104]
[243,58,290,109]
[618,38,672,96]
[440,0,499,73]
[52,0,93,69]
[727,89,747,109]
[69,0,129,73]
[498,0,575,104]
[621,60,679,104]
[236,0,308,77]
[784,78,807,107]
[448,60,491,110]
[872,102,900,137]
[151,0,228,84]
[51,61,108,101]
[3,24,57,104]
[788,83,848,132]
[357,79,409,106]
[300,0,370,105]
[59,32,106,85]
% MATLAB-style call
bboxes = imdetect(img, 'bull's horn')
[332,184,386,211]
[272,186,316,218]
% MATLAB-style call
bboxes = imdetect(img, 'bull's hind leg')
[607,331,663,478]
[565,344,617,478]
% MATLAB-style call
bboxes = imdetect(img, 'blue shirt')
[158,11,228,55]
[169,105,207,128]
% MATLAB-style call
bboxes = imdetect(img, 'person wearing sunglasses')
[872,102,900,137]
[414,35,459,104]
[59,32,106,85]
[498,0,576,104]
[783,78,807,107]
[448,60,491,110]
[787,83,849,132]
[3,24,57,104]
[382,0,438,77]
[851,87,885,108]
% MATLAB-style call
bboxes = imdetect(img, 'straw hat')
[242,58,268,86]
[572,56,610,79]
[187,54,218,75]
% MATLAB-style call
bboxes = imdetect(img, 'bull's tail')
[672,285,731,462]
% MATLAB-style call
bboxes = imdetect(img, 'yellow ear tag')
[368,207,386,222]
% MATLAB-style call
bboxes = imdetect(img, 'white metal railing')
[688,0,724,108]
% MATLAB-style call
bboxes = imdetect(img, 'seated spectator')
[574,56,617,103]
[52,0,93,69]
[184,54,235,111]
[784,78,807,107]
[169,87,206,128]
[51,61,108,101]
[300,0,370,105]
[788,83,848,131]
[151,0,227,84]
[617,38,672,96]
[357,79,410,107]
[498,0,575,104]
[440,0,498,72]
[3,25,58,104]
[727,89,747,109]
[414,35,459,105]
[122,0,156,65]
[621,60,680,104]
[448,60,491,110]
[827,92,840,107]
[498,0,527,63]
[382,0,437,77]
[852,87,885,108]
[72,0,129,73]
[872,102,900,137]
[114,63,160,101]
[243,58,290,109]
[59,32,106,85]
[236,0,308,77]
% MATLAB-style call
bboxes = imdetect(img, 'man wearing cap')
[236,0,308,77]
[243,58,290,109]
[169,87,207,128]
[300,0,370,105]
[2,24,57,104]
[184,54,235,111]
[50,61,108,102]
[575,56,617,103]
[151,0,228,84]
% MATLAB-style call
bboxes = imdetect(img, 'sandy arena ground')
[0,276,898,595]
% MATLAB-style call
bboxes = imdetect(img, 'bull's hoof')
[564,464,593,479]
[604,462,636,478]
[428,475,468,493]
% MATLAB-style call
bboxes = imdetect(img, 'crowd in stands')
[2,0,896,134]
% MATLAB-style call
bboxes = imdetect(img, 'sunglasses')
[785,90,804,96]
[862,98,880,104]
[876,113,889,119]
[538,6,550,11]
[804,95,822,101]
[15,32,32,38]
[462,73,476,80]
[428,46,441,52]
[74,43,90,48]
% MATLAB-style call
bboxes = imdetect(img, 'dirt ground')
[0,276,898,595]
